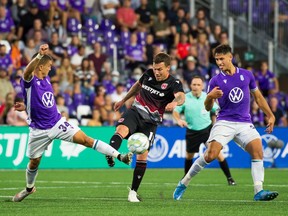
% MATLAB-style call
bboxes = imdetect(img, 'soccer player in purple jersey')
[106,52,185,202]
[173,44,278,201]
[12,44,132,202]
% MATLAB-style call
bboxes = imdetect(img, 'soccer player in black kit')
[106,52,185,202]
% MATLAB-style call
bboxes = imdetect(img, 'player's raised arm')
[23,44,49,81]
[114,81,142,111]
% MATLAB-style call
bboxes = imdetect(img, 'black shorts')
[185,124,212,153]
[116,107,157,149]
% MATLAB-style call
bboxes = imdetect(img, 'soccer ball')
[127,133,149,154]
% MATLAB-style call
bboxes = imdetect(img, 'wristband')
[36,53,43,59]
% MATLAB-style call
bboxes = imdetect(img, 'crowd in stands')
[0,0,287,128]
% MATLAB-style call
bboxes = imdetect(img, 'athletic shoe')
[173,181,187,200]
[119,152,133,165]
[106,155,115,167]
[254,190,279,201]
[12,187,36,202]
[128,188,141,202]
[227,177,236,186]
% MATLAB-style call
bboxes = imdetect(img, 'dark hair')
[213,44,232,56]
[153,52,171,67]
[191,75,204,82]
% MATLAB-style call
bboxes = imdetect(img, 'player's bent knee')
[29,157,41,169]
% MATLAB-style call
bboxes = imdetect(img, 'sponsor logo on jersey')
[223,79,227,83]
[147,134,169,162]
[161,83,168,89]
[42,92,54,108]
[142,84,165,97]
[228,87,243,103]
[240,75,244,81]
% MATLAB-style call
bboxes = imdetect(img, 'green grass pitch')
[0,168,287,216]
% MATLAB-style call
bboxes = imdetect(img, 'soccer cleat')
[128,188,141,202]
[173,181,187,200]
[119,152,133,165]
[12,187,36,202]
[227,177,236,186]
[106,155,115,167]
[254,190,279,201]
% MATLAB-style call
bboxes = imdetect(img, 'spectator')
[174,22,195,47]
[56,57,74,93]
[170,7,188,36]
[190,8,211,34]
[254,61,279,98]
[6,97,28,126]
[56,94,69,114]
[0,92,14,124]
[145,33,154,66]
[135,0,154,32]
[74,57,96,97]
[17,2,48,42]
[87,109,102,126]
[103,110,118,126]
[167,0,182,25]
[124,32,147,72]
[267,96,287,127]
[71,45,86,69]
[111,83,127,104]
[26,18,49,42]
[11,67,24,100]
[46,14,67,44]
[250,100,265,127]
[10,38,22,69]
[48,32,67,65]
[182,56,204,88]
[100,0,120,23]
[196,31,210,69]
[87,42,108,79]
[0,5,15,42]
[10,0,28,28]
[116,0,138,31]
[0,44,13,76]
[152,8,171,45]
[32,30,45,50]
[23,38,37,65]
[176,33,191,60]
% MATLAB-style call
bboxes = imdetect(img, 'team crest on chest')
[161,83,168,89]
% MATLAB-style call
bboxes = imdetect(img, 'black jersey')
[133,68,184,124]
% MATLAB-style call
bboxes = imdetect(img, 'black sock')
[110,133,123,150]
[26,187,33,192]
[131,160,147,192]
[184,159,193,175]
[219,159,232,179]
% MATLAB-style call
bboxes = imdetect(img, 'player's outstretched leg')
[118,152,133,165]
[254,190,279,201]
[12,187,36,202]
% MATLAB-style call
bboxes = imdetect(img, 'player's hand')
[165,101,177,112]
[208,86,223,99]
[114,100,125,111]
[39,44,49,55]
[265,116,275,134]
[14,102,26,112]
[177,119,187,128]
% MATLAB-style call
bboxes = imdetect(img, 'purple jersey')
[0,15,15,33]
[34,0,51,10]
[0,54,12,68]
[69,0,85,12]
[254,70,275,91]
[207,67,257,123]
[22,76,61,129]
[124,44,144,62]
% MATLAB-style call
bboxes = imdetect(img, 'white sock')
[26,165,38,188]
[181,155,209,186]
[92,140,120,158]
[251,159,264,194]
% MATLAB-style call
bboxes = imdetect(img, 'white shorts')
[27,117,80,158]
[207,120,261,150]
